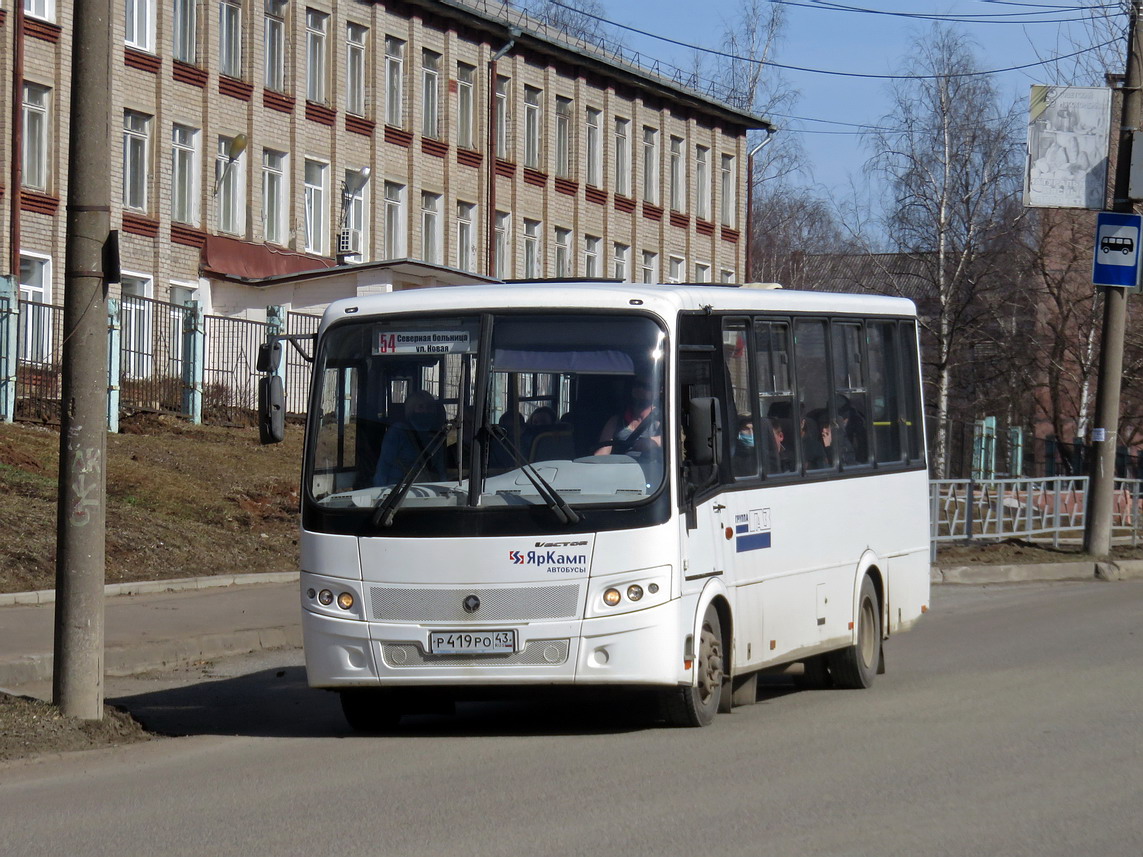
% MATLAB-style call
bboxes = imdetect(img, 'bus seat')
[528,425,575,461]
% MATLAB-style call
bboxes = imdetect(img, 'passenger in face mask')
[737,417,755,450]
[374,390,447,486]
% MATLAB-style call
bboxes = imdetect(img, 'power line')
[548,1,1119,79]
[772,0,1121,25]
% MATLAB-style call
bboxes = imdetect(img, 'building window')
[613,242,629,282]
[171,124,200,226]
[385,36,405,128]
[22,83,50,192]
[18,254,52,363]
[24,0,55,22]
[173,0,197,63]
[420,192,442,264]
[668,255,684,284]
[262,149,287,245]
[167,283,195,374]
[640,251,658,284]
[345,23,367,116]
[494,211,510,279]
[219,0,243,78]
[554,227,570,278]
[555,97,573,178]
[669,136,685,212]
[264,0,287,91]
[585,108,601,187]
[523,220,541,278]
[125,0,155,52]
[696,146,711,220]
[121,274,154,379]
[524,86,542,169]
[720,268,735,284]
[303,159,328,255]
[614,117,630,196]
[456,63,475,149]
[495,76,511,158]
[123,111,151,212]
[721,154,736,226]
[584,235,600,278]
[384,181,406,258]
[215,135,246,235]
[456,201,477,272]
[642,126,658,204]
[341,168,368,260]
[422,49,441,139]
[305,9,328,104]
[694,262,710,283]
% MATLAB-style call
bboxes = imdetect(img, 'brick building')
[0,0,771,327]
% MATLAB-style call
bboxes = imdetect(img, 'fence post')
[0,276,17,423]
[182,300,204,424]
[106,298,121,433]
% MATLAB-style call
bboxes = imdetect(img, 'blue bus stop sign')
[1093,211,1143,289]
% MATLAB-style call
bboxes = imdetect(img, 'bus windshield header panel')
[305,311,669,536]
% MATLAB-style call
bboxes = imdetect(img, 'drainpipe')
[486,28,519,279]
[744,128,774,282]
[9,7,25,277]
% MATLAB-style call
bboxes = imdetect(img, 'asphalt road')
[2,581,1141,857]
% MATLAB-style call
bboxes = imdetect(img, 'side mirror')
[257,339,283,373]
[258,374,285,444]
[685,397,722,468]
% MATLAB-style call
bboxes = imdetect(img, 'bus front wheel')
[828,575,881,689]
[663,604,724,727]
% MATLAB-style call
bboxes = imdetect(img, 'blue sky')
[582,1,1125,201]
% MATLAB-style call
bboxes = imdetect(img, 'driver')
[374,390,446,485]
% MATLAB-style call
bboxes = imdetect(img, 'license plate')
[429,629,517,655]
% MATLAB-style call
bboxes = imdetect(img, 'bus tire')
[829,575,880,689]
[663,604,724,727]
[339,689,402,732]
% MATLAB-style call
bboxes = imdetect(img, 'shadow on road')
[109,665,805,740]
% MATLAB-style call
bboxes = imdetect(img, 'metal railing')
[930,476,1143,558]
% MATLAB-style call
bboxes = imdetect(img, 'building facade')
[0,0,770,324]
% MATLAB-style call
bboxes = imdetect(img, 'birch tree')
[866,26,1023,477]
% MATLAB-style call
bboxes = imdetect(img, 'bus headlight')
[318,589,334,606]
[627,584,644,602]
[603,588,622,607]
[337,592,355,610]
[587,567,671,617]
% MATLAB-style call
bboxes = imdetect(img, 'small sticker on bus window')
[374,330,474,355]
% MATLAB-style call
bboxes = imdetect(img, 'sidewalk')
[3,561,1142,692]
[0,575,301,691]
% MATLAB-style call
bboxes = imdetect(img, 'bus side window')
[831,321,870,467]
[900,323,925,462]
[794,319,833,472]
[755,319,795,475]
[723,319,758,478]
[867,321,903,464]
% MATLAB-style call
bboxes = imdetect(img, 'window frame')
[305,8,329,104]
[215,134,247,235]
[345,22,368,116]
[171,123,200,226]
[303,157,329,255]
[262,148,288,245]
[218,0,244,79]
[385,36,405,128]
[21,82,51,192]
[421,49,441,139]
[123,110,152,213]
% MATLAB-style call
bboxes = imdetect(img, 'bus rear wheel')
[828,575,881,689]
[339,689,403,733]
[663,604,724,727]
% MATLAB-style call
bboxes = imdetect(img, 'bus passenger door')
[680,353,728,588]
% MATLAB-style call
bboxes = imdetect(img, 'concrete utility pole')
[1085,1,1143,556]
[53,0,114,719]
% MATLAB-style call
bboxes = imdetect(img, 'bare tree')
[519,0,620,46]
[866,26,1024,477]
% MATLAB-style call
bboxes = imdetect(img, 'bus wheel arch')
[663,594,730,726]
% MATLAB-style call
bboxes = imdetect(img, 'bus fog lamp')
[626,584,644,601]
[603,588,622,607]
[648,583,659,594]
[306,588,316,600]
[337,592,355,610]
[318,589,334,606]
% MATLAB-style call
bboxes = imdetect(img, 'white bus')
[260,282,930,729]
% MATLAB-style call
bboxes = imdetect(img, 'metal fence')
[8,291,319,428]
[930,476,1143,558]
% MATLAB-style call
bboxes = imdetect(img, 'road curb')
[0,572,300,607]
[931,560,1143,584]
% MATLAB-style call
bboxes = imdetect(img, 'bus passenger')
[374,390,446,486]
[595,376,662,455]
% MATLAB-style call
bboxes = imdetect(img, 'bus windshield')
[307,312,667,517]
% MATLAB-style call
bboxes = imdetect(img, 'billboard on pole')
[1024,85,1111,210]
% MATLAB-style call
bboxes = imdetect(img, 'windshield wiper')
[484,425,580,525]
[371,421,454,528]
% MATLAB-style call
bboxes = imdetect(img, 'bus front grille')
[380,639,571,668]
[368,584,580,622]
